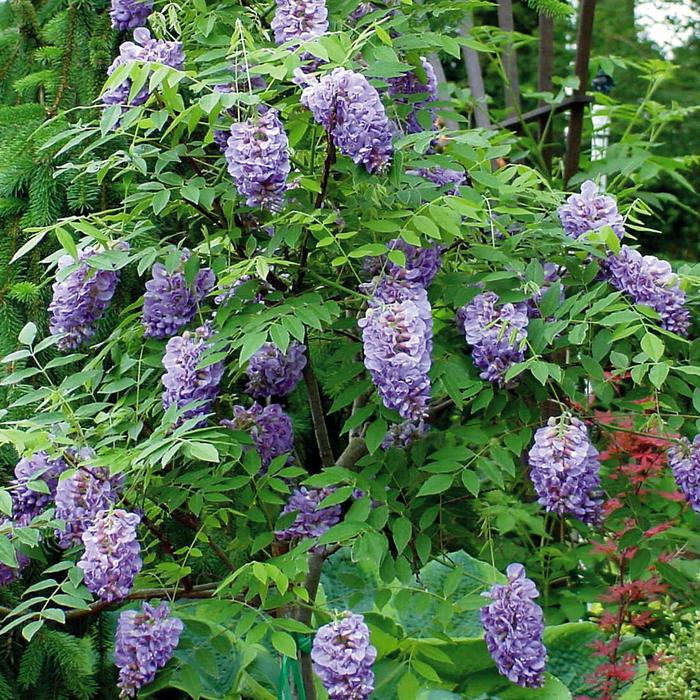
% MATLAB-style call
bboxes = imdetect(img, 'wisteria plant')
[0,1,698,699]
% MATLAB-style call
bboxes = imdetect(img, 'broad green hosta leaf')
[543,622,601,697]
[394,550,506,638]
[460,670,572,699]
[140,616,244,699]
[319,547,380,613]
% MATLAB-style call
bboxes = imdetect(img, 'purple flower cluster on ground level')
[481,563,547,688]
[311,612,377,700]
[115,601,183,697]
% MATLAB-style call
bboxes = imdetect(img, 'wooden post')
[460,14,491,128]
[538,14,554,174]
[497,0,521,114]
[427,53,459,130]
[564,0,596,184]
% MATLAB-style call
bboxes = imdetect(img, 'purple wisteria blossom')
[349,2,376,21]
[359,275,432,420]
[527,415,603,525]
[224,107,290,210]
[102,28,185,108]
[0,519,29,587]
[109,0,153,30]
[382,419,428,449]
[11,451,67,526]
[481,563,547,688]
[408,166,467,194]
[457,291,529,385]
[221,403,294,471]
[558,180,625,241]
[54,459,122,548]
[271,0,329,46]
[78,509,142,602]
[300,68,393,173]
[602,245,690,335]
[49,247,124,351]
[161,323,224,425]
[311,612,376,700]
[214,275,273,306]
[387,239,442,288]
[246,342,307,398]
[388,57,437,133]
[668,435,700,513]
[142,250,216,339]
[115,601,183,697]
[275,487,341,545]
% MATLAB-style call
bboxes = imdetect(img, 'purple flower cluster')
[115,601,183,697]
[602,245,690,335]
[349,2,376,21]
[49,247,124,351]
[668,435,700,513]
[388,57,437,134]
[408,166,467,194]
[359,275,433,420]
[54,461,122,548]
[300,68,393,173]
[271,0,329,46]
[78,509,142,602]
[558,180,625,241]
[224,108,291,210]
[527,415,602,525]
[221,403,294,471]
[382,419,428,449]
[162,324,224,424]
[109,0,153,30]
[386,239,442,288]
[11,451,67,527]
[275,487,341,544]
[0,519,29,587]
[457,291,529,385]
[246,341,307,398]
[102,28,185,108]
[481,563,547,688]
[143,250,216,339]
[311,612,376,700]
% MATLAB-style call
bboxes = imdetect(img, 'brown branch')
[46,5,76,116]
[303,357,335,470]
[297,552,325,700]
[171,509,236,572]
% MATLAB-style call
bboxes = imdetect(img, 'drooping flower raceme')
[527,415,603,525]
[481,563,547,688]
[271,0,329,46]
[359,275,432,420]
[246,342,307,398]
[311,612,377,700]
[387,57,437,133]
[102,28,185,108]
[387,239,442,288]
[558,179,625,241]
[457,291,529,386]
[54,462,121,548]
[224,107,291,210]
[668,435,700,513]
[161,324,224,424]
[109,0,153,30]
[408,166,467,194]
[115,601,183,698]
[221,403,294,471]
[382,419,428,449]
[49,247,124,351]
[300,67,393,173]
[602,245,690,336]
[78,509,142,602]
[142,250,216,339]
[275,487,341,544]
[11,451,67,527]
